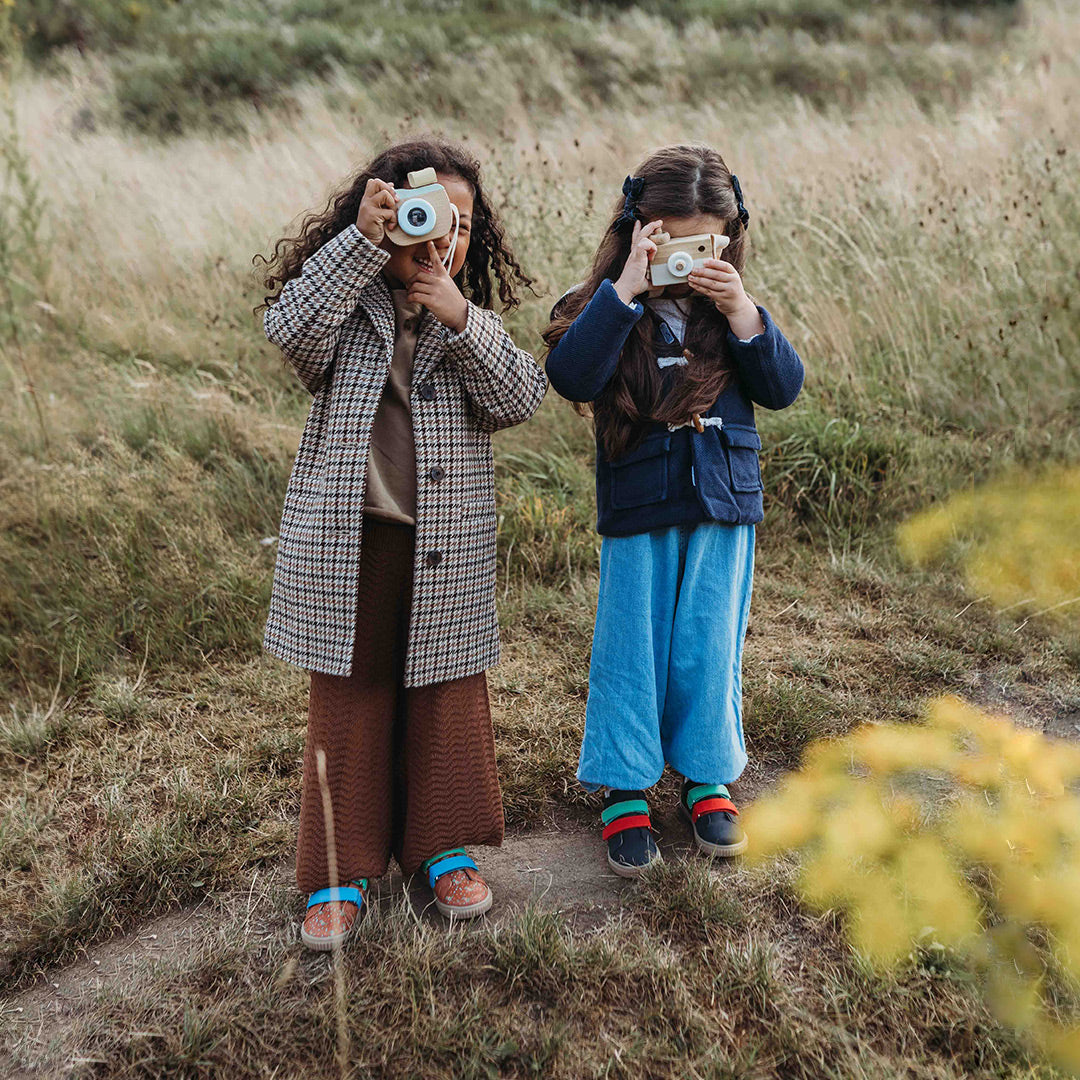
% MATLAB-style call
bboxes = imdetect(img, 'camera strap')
[442,202,460,273]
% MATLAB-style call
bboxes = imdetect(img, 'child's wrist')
[723,297,763,336]
[612,278,639,307]
[447,297,469,334]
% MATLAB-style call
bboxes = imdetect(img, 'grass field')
[2,0,1080,1075]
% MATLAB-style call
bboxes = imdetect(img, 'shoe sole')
[301,919,358,952]
[678,803,748,857]
[435,890,493,919]
[607,849,663,879]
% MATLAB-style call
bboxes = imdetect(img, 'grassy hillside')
[1,1,1079,1075]
[19,0,1020,133]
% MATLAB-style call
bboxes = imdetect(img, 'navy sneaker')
[602,790,661,878]
[679,780,747,857]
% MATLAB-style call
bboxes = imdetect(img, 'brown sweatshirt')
[363,289,423,525]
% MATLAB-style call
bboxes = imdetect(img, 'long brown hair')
[257,138,533,313]
[542,144,750,460]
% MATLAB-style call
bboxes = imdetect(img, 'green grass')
[1,0,1079,1074]
[17,0,1019,135]
[25,866,1057,1080]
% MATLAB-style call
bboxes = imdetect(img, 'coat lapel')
[412,309,450,384]
[356,274,395,359]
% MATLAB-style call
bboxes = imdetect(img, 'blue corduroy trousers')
[578,522,754,792]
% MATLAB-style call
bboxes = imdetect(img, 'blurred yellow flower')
[747,695,1080,1071]
[897,466,1080,623]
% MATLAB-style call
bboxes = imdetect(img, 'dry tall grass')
[2,3,1080,1075]
[9,3,1077,438]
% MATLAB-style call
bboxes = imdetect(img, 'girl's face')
[382,172,474,289]
[652,212,728,298]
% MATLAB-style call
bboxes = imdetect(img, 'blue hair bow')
[613,175,645,232]
[731,174,750,229]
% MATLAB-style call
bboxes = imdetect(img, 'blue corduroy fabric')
[545,278,804,537]
[578,521,754,792]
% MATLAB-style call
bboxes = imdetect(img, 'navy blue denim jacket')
[546,278,804,537]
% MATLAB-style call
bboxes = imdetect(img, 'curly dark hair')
[256,138,533,313]
[542,144,750,461]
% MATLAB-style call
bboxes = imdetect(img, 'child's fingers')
[689,265,735,286]
[640,219,664,236]
[364,178,396,206]
[701,258,737,274]
[425,241,449,275]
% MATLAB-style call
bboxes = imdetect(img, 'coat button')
[429,465,445,482]
[426,550,443,567]
[419,382,435,401]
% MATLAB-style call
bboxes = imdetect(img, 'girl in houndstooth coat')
[259,139,546,949]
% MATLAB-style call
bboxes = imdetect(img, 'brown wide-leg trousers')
[295,517,504,892]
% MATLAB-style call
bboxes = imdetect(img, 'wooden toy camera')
[647,231,730,294]
[386,168,454,246]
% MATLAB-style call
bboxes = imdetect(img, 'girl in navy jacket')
[543,144,803,877]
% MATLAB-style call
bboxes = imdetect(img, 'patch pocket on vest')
[722,425,763,493]
[609,434,671,510]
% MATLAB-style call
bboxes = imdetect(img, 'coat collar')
[413,309,450,384]
[356,273,395,352]
[357,273,449,382]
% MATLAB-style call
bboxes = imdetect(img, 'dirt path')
[0,812,716,1078]
[4,705,1074,1078]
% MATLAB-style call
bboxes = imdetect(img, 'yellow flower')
[1045,1025,1080,1074]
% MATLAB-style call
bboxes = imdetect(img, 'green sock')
[421,848,467,873]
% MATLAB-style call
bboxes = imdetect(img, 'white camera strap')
[442,202,460,273]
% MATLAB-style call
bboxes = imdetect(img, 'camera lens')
[667,251,694,278]
[397,197,436,238]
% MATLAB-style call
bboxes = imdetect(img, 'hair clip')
[731,174,750,229]
[612,175,645,232]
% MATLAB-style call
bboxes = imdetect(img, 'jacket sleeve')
[263,224,389,395]
[545,278,644,403]
[726,306,804,410]
[445,302,547,434]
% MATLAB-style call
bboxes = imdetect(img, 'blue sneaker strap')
[421,847,467,872]
[427,854,477,890]
[307,880,367,909]
[687,783,730,809]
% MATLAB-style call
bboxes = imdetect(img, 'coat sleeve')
[263,225,390,395]
[726,306,804,410]
[444,302,547,433]
[545,279,645,403]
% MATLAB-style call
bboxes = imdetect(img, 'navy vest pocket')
[722,425,763,493]
[609,434,671,509]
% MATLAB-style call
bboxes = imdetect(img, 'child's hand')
[356,178,398,245]
[408,241,469,333]
[687,258,764,337]
[613,219,664,306]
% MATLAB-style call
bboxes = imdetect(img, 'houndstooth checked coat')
[263,224,547,686]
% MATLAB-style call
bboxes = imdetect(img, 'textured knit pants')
[295,518,504,892]
[578,521,755,792]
